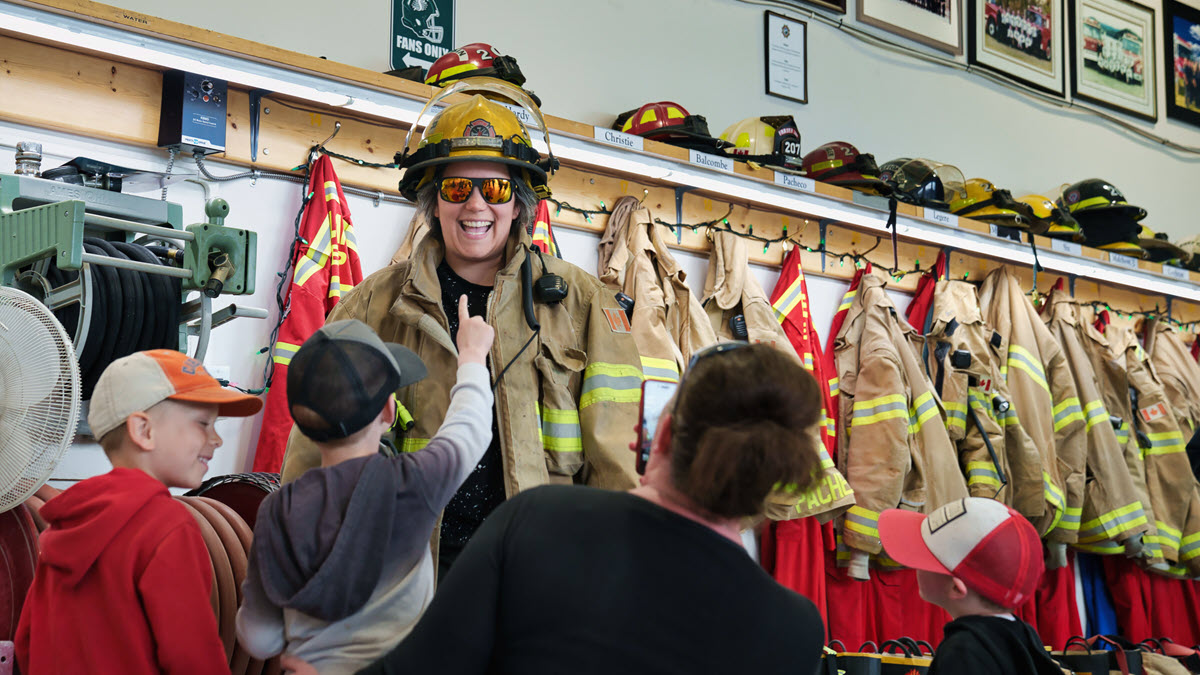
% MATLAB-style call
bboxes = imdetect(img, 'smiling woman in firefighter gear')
[281,79,643,576]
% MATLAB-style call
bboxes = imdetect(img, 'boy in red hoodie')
[16,349,262,674]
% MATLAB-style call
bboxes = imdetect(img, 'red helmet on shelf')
[425,43,527,88]
[612,101,728,152]
[801,142,891,196]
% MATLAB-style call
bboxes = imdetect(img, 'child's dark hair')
[668,344,822,519]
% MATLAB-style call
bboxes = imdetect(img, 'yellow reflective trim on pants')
[273,341,301,366]
[844,506,880,538]
[580,362,643,408]
[639,356,680,383]
[1053,397,1085,431]
[1007,345,1050,392]
[401,437,430,453]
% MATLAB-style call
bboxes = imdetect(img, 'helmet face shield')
[891,159,965,209]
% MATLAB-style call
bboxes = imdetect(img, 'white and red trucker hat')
[879,497,1045,609]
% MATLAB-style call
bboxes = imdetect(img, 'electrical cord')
[192,152,410,205]
[736,0,1200,157]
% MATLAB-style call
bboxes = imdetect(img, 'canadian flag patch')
[1139,402,1169,423]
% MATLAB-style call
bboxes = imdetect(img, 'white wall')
[111,0,1200,239]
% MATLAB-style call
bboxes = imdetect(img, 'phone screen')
[637,379,679,475]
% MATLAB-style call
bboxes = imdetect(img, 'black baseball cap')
[287,319,427,442]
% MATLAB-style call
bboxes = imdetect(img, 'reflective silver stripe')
[581,373,643,395]
[852,399,908,419]
[1077,507,1148,542]
[640,365,679,381]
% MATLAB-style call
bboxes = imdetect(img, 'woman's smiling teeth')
[460,220,493,238]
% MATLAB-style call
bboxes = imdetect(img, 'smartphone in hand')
[637,379,679,475]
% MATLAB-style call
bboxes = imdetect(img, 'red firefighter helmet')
[612,101,728,152]
[425,43,527,88]
[801,142,891,196]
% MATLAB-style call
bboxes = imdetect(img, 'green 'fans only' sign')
[391,0,454,71]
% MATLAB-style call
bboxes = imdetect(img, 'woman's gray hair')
[413,166,539,242]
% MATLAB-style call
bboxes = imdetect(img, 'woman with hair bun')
[284,342,826,675]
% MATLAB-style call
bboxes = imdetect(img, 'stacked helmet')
[800,142,891,196]
[1057,178,1146,256]
[612,101,728,152]
[1017,194,1085,243]
[425,43,526,87]
[889,159,966,211]
[1137,226,1191,266]
[878,157,911,185]
[396,78,557,201]
[719,115,802,171]
[949,178,1042,233]
[423,43,541,106]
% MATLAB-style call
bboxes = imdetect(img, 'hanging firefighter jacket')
[832,268,969,564]
[1096,311,1196,571]
[908,262,1029,506]
[757,244,855,522]
[1042,285,1152,556]
[598,196,716,382]
[978,266,1086,545]
[702,230,792,348]
[254,155,364,472]
[1145,319,1200,435]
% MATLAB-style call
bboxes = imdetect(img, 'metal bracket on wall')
[248,88,270,163]
[672,186,694,244]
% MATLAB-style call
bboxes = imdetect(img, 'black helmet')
[1057,179,1146,247]
[889,159,966,211]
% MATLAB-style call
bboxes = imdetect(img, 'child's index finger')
[459,294,470,321]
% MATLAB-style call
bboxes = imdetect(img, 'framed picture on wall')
[780,0,847,15]
[1069,0,1157,120]
[765,11,809,104]
[1164,0,1200,128]
[968,0,1066,94]
[858,0,964,54]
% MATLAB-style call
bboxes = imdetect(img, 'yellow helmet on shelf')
[950,178,1041,233]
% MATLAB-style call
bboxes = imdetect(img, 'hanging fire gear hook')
[885,195,900,270]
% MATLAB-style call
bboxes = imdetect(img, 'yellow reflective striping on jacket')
[966,460,1002,488]
[829,377,840,397]
[944,401,968,432]
[580,362,643,408]
[771,275,808,321]
[272,341,301,366]
[401,437,430,453]
[1042,471,1066,532]
[1052,397,1085,432]
[851,394,908,427]
[1084,399,1110,431]
[1007,345,1050,393]
[844,505,880,538]
[908,392,940,434]
[1073,540,1126,555]
[639,356,680,383]
[536,404,583,453]
[1076,502,1148,543]
[997,404,1021,427]
[837,290,857,313]
[1154,521,1182,549]
[1061,506,1082,529]
[1180,531,1200,562]
[1115,421,1131,446]
[1144,430,1186,456]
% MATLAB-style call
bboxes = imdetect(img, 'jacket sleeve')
[842,348,911,555]
[235,551,285,660]
[1045,346,1087,544]
[139,521,229,674]
[578,285,642,490]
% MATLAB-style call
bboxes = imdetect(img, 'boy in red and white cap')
[17,349,263,674]
[879,498,1066,675]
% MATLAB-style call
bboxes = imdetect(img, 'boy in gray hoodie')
[236,298,494,674]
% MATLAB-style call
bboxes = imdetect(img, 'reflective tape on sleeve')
[580,362,643,408]
[639,356,680,383]
[1053,397,1085,432]
[401,437,430,453]
[272,341,301,366]
[908,392,940,434]
[844,505,880,538]
[944,401,968,432]
[538,405,583,453]
[1007,345,1050,393]
[1144,430,1186,456]
[1084,399,1109,431]
[966,461,1002,489]
[1076,502,1149,543]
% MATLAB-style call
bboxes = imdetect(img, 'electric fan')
[0,286,80,512]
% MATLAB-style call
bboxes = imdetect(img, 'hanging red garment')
[1014,553,1082,650]
[904,251,947,330]
[252,155,363,472]
[762,247,840,631]
[529,199,561,258]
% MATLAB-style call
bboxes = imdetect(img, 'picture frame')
[1163,0,1200,128]
[858,0,964,54]
[765,11,810,104]
[968,0,1067,95]
[1069,0,1158,121]
[779,0,847,15]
